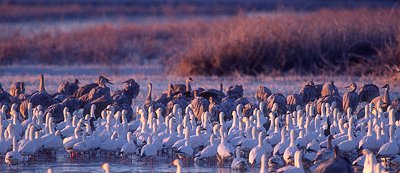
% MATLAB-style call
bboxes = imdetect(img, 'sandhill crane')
[371,84,391,111]
[287,93,303,112]
[267,93,287,115]
[255,85,272,103]
[321,81,339,98]
[358,84,379,103]
[342,83,359,114]
[300,81,317,103]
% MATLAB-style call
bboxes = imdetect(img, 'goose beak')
[345,85,350,88]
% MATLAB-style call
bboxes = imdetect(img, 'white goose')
[337,117,357,154]
[121,131,137,158]
[194,135,218,162]
[273,128,289,156]
[140,136,157,159]
[0,125,11,155]
[260,153,268,173]
[231,148,248,170]
[100,131,118,154]
[217,125,234,165]
[377,125,399,165]
[72,132,90,154]
[5,137,22,166]
[18,125,37,157]
[42,119,63,153]
[277,150,305,173]
[283,129,299,164]
[177,127,193,159]
[249,132,266,165]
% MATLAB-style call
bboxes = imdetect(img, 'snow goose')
[63,126,81,154]
[5,137,22,166]
[277,150,305,173]
[100,131,118,154]
[249,132,266,165]
[283,129,299,164]
[273,128,289,156]
[18,125,37,157]
[266,117,281,146]
[231,148,247,170]
[239,126,257,152]
[217,125,234,165]
[42,119,63,153]
[0,125,11,155]
[72,132,90,155]
[194,135,218,162]
[377,125,399,168]
[140,136,157,160]
[260,154,268,173]
[120,131,137,158]
[177,127,193,159]
[337,117,357,155]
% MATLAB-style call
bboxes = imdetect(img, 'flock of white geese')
[0,81,399,173]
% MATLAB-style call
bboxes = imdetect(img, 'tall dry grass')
[0,20,208,65]
[1,8,400,76]
[174,8,400,76]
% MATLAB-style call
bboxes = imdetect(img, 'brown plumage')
[83,96,113,119]
[286,93,303,112]
[144,83,153,111]
[190,90,209,121]
[371,84,391,111]
[315,83,323,98]
[57,79,79,96]
[300,81,317,103]
[0,83,12,113]
[358,83,380,103]
[342,83,359,113]
[172,77,193,94]
[267,93,287,114]
[255,85,272,102]
[220,97,236,121]
[242,103,256,117]
[208,97,221,122]
[391,98,400,120]
[321,81,339,98]
[316,95,343,114]
[9,82,25,97]
[44,103,65,123]
[113,79,140,106]
[226,85,243,99]
[74,76,112,98]
[28,74,55,110]
[199,83,225,104]
[79,76,113,107]
[314,147,353,173]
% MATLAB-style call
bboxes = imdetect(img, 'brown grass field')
[0,1,399,76]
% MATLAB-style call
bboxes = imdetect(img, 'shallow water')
[0,150,267,173]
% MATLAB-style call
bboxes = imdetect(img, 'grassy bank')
[1,8,400,76]
[174,8,400,76]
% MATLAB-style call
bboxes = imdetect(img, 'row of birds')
[0,75,399,173]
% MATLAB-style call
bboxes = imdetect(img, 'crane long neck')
[383,87,390,104]
[186,79,191,92]
[39,75,45,92]
[146,84,152,102]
